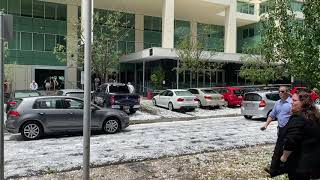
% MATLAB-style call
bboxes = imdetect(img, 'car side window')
[159,90,167,96]
[34,99,57,109]
[167,91,173,96]
[63,98,83,109]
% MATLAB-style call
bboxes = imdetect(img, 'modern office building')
[0,0,303,92]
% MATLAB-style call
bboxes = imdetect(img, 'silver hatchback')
[241,91,280,119]
[5,96,129,140]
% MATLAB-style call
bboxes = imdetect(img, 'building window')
[8,0,20,15]
[45,34,56,51]
[21,0,33,17]
[45,2,56,20]
[56,4,67,21]
[33,0,44,18]
[21,32,33,50]
[237,1,254,15]
[33,33,44,51]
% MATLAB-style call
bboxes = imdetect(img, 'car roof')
[212,87,241,90]
[167,89,188,91]
[245,91,278,95]
[21,95,83,101]
[58,89,84,93]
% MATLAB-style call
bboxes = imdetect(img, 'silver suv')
[241,91,280,119]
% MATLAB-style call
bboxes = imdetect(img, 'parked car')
[152,89,198,111]
[6,90,42,112]
[92,83,140,114]
[212,87,243,107]
[56,89,85,99]
[187,88,226,108]
[290,86,307,95]
[5,96,129,140]
[241,91,280,119]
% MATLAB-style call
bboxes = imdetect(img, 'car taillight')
[259,100,266,107]
[194,97,199,101]
[177,98,184,102]
[110,96,115,105]
[204,96,212,100]
[8,101,17,106]
[221,96,224,100]
[8,110,20,117]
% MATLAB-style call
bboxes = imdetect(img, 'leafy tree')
[289,0,320,88]
[175,30,222,88]
[54,11,130,82]
[150,67,165,90]
[240,0,300,85]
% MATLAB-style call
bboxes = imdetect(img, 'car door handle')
[38,112,45,115]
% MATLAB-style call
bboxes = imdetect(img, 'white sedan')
[152,89,198,111]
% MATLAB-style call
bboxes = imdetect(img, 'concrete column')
[135,14,144,51]
[224,1,237,53]
[66,4,79,88]
[190,21,197,43]
[161,0,174,49]
[254,2,260,16]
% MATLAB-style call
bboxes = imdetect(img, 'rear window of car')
[175,91,193,96]
[7,99,23,110]
[109,85,130,93]
[66,92,84,99]
[244,93,262,101]
[266,93,280,101]
[14,91,40,98]
[201,89,219,94]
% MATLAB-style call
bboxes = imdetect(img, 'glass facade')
[260,0,303,15]
[1,0,67,66]
[93,8,135,55]
[144,16,162,48]
[237,23,261,53]
[197,23,224,52]
[237,1,255,15]
[174,20,190,47]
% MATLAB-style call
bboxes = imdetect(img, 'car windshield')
[109,85,130,93]
[175,91,193,96]
[233,90,242,95]
[201,89,219,94]
[15,92,40,98]
[66,92,84,99]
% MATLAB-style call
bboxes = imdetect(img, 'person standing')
[261,86,292,177]
[94,77,100,90]
[4,79,9,93]
[44,77,51,92]
[52,77,59,91]
[280,92,320,180]
[29,80,38,90]
[127,82,135,94]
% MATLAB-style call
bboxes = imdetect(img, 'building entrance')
[35,69,65,90]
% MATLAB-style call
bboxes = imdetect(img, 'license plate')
[123,106,130,110]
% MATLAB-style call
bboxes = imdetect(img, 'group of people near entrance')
[261,86,320,180]
[29,76,59,91]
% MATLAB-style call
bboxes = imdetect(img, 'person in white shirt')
[127,82,135,93]
[30,80,38,90]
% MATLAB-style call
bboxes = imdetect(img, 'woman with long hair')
[280,92,320,180]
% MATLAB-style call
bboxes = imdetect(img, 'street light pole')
[0,12,5,180]
[82,0,92,179]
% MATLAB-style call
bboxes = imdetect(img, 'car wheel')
[152,98,157,106]
[168,102,174,111]
[244,115,253,119]
[129,108,137,114]
[21,121,43,140]
[103,118,120,134]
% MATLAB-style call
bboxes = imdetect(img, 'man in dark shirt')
[261,86,292,177]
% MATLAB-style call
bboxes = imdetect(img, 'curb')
[130,113,242,125]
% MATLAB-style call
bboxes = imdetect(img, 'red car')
[212,87,243,107]
[290,86,307,95]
